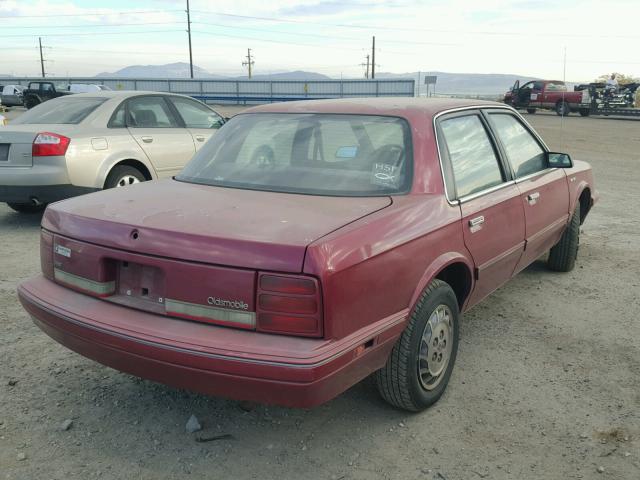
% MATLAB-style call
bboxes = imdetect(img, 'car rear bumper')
[0,184,98,204]
[18,276,405,408]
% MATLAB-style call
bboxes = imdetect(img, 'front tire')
[579,108,590,117]
[526,108,537,114]
[548,203,580,272]
[105,165,146,189]
[376,279,460,411]
[25,96,40,109]
[7,202,46,214]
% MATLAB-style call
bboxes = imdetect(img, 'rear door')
[167,96,224,151]
[485,111,569,272]
[126,95,195,177]
[437,111,525,306]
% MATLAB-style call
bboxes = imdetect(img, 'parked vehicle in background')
[69,84,113,94]
[1,84,26,107]
[0,91,225,213]
[504,80,590,116]
[22,81,73,109]
[18,98,597,411]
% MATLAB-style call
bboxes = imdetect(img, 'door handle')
[469,216,485,227]
[527,192,540,204]
[141,136,153,143]
[195,135,206,142]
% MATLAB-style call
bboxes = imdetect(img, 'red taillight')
[40,229,54,280]
[256,273,322,337]
[32,132,70,157]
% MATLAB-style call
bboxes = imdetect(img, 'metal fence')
[1,77,415,104]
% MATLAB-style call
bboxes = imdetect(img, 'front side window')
[488,113,546,178]
[169,97,223,129]
[12,97,106,125]
[127,96,179,128]
[439,114,504,198]
[177,113,412,196]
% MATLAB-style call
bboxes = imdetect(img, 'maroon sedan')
[18,98,597,411]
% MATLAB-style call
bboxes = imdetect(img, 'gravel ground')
[0,108,638,480]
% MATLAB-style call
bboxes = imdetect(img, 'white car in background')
[69,84,113,94]
[1,85,26,107]
[0,91,225,213]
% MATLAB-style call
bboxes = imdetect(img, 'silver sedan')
[0,91,225,213]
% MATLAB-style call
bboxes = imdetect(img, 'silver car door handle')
[195,135,206,142]
[527,192,540,204]
[141,136,153,143]
[469,216,485,227]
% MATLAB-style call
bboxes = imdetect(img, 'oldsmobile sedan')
[18,98,597,411]
[0,91,224,213]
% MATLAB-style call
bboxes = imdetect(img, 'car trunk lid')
[43,179,392,272]
[0,125,75,167]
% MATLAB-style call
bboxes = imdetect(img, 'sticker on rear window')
[54,245,71,258]
[371,163,400,188]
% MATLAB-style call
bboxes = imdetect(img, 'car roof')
[67,90,192,99]
[243,97,505,118]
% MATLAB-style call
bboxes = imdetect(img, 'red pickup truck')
[18,98,597,411]
[505,80,591,116]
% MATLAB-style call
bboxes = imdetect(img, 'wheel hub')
[116,175,140,187]
[418,304,453,391]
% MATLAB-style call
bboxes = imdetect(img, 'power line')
[0,29,184,38]
[1,22,183,29]
[0,9,180,19]
[191,10,640,40]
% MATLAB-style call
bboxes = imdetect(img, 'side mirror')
[547,152,573,168]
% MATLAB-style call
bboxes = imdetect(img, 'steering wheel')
[250,145,275,167]
[372,144,405,166]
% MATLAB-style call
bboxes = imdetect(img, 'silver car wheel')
[417,304,453,391]
[115,175,141,187]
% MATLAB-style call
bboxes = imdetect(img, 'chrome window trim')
[433,104,550,205]
[458,180,516,204]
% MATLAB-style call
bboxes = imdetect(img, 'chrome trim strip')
[433,104,551,205]
[54,268,115,295]
[165,298,256,327]
[514,167,558,184]
[458,180,516,204]
[25,292,407,370]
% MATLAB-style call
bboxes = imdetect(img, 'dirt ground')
[1,108,638,480]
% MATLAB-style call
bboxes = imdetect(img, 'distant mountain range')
[96,62,332,81]
[94,62,546,93]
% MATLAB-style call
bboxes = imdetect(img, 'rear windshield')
[13,97,106,125]
[177,113,413,196]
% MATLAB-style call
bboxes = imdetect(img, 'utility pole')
[186,0,194,78]
[39,37,45,78]
[371,36,376,79]
[360,54,370,79]
[242,48,254,79]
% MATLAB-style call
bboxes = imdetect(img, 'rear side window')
[11,97,106,125]
[169,97,223,129]
[439,114,504,198]
[488,113,546,178]
[127,96,179,128]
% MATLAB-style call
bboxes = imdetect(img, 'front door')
[437,112,525,307]
[126,96,196,177]
[485,111,570,272]
[166,96,224,152]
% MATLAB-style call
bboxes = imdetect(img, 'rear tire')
[105,165,146,189]
[548,203,580,272]
[579,109,590,117]
[376,279,460,411]
[556,101,570,116]
[7,202,46,214]
[526,108,537,114]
